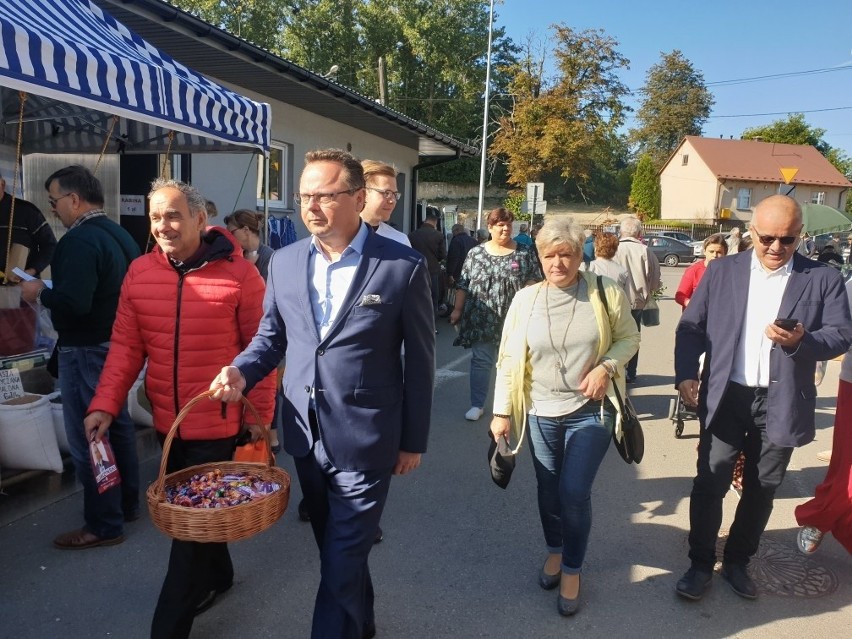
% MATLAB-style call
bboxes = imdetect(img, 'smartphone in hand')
[774,318,798,331]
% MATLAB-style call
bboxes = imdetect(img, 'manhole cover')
[714,532,838,598]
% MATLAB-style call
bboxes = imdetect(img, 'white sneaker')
[465,406,484,421]
[797,526,824,554]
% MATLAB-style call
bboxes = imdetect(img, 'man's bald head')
[750,195,803,271]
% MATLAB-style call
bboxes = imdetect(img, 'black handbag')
[487,431,516,489]
[611,384,644,464]
[596,275,645,464]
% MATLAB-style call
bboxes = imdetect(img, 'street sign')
[779,167,799,184]
[526,182,544,204]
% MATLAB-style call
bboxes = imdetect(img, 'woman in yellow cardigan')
[490,217,640,617]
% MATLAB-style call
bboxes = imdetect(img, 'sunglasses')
[749,227,798,246]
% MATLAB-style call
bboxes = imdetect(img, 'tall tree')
[630,50,714,168]
[490,25,630,187]
[628,154,661,217]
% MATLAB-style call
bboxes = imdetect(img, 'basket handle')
[152,389,271,500]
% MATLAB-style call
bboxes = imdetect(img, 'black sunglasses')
[750,227,798,246]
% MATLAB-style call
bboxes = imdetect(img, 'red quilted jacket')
[89,228,276,440]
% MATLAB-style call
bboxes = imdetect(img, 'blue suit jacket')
[675,251,852,447]
[234,226,436,471]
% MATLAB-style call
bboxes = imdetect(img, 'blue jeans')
[469,341,497,408]
[527,404,613,574]
[59,344,139,539]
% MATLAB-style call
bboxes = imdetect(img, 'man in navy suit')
[211,149,435,638]
[674,195,851,601]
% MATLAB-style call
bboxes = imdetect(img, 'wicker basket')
[146,390,290,543]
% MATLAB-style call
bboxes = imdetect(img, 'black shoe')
[194,582,232,616]
[675,567,712,601]
[298,498,311,522]
[374,526,383,544]
[721,563,757,600]
[362,621,376,639]
[538,566,560,590]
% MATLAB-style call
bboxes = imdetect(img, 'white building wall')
[660,140,720,221]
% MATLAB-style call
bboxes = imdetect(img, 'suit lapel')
[295,240,321,343]
[776,253,809,319]
[729,251,751,334]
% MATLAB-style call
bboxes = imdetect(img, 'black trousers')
[688,383,794,570]
[151,435,237,639]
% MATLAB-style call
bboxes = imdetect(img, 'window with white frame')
[736,188,752,210]
[810,191,825,205]
[257,143,293,210]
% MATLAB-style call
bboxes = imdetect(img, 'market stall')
[0,0,271,475]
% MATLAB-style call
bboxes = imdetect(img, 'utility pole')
[476,0,495,231]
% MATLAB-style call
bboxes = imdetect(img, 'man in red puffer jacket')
[84,178,276,639]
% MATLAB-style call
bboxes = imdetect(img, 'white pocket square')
[359,294,382,306]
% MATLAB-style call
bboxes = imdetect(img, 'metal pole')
[476,0,495,231]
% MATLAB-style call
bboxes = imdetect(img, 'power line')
[709,105,852,119]
[706,64,852,87]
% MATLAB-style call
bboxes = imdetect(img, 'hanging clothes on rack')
[268,215,297,249]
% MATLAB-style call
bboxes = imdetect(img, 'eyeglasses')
[750,226,799,246]
[366,187,401,202]
[293,188,360,207]
[48,193,73,207]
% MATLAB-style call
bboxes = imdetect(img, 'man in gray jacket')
[614,216,661,383]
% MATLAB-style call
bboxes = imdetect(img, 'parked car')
[652,230,695,244]
[645,234,696,267]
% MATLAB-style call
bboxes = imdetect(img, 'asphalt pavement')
[1,266,849,638]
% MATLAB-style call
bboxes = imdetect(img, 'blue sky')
[493,0,852,154]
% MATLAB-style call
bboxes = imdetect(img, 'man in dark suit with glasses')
[673,194,852,602]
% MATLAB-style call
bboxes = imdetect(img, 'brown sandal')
[53,528,125,550]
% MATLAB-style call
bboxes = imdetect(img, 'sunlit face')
[149,187,206,262]
[540,242,583,288]
[361,174,398,225]
[488,219,513,246]
[299,161,364,247]
[750,197,803,271]
[703,243,726,265]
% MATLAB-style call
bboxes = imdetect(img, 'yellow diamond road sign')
[780,167,799,184]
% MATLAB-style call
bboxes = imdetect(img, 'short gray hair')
[475,228,489,241]
[619,216,642,238]
[535,217,585,255]
[148,178,207,216]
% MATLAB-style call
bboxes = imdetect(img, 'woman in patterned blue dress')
[449,207,542,420]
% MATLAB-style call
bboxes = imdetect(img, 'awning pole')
[263,151,270,244]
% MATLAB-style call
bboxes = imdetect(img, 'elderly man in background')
[0,171,56,281]
[84,178,275,638]
[613,216,661,383]
[21,165,140,549]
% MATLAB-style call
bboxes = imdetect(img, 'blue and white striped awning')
[0,0,270,153]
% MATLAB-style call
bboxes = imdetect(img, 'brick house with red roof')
[659,136,852,221]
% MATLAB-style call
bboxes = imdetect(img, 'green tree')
[175,0,290,50]
[630,50,714,168]
[628,154,660,218]
[490,25,630,188]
